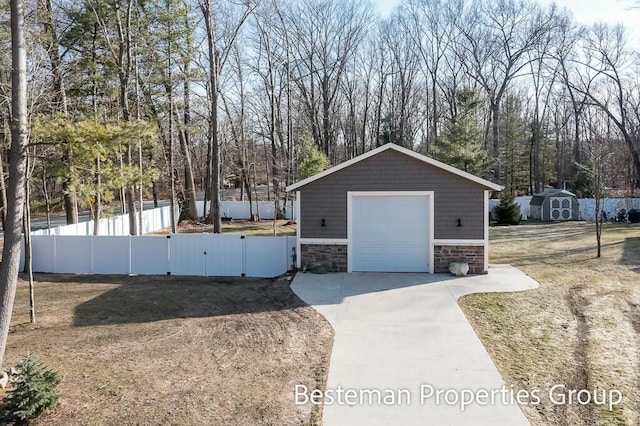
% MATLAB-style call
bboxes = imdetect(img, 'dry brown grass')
[151,219,297,237]
[2,273,332,425]
[460,222,640,426]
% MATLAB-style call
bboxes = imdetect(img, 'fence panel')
[28,232,294,277]
[169,234,205,276]
[54,236,92,273]
[93,236,131,274]
[197,200,294,220]
[578,198,640,220]
[130,237,169,275]
[57,223,77,236]
[31,236,55,272]
[244,236,290,278]
[204,234,244,276]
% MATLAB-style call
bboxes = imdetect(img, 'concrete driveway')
[291,264,539,426]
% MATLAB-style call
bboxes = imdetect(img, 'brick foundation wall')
[300,244,348,272]
[433,245,485,274]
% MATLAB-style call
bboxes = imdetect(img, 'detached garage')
[286,143,502,274]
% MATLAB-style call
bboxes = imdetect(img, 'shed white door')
[350,194,430,272]
[550,197,573,220]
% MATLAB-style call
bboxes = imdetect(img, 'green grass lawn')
[459,222,640,426]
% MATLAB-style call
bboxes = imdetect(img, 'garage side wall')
[298,149,486,240]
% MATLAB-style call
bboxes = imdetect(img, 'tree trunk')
[167,3,177,234]
[0,0,29,369]
[93,157,101,235]
[42,0,77,224]
[62,180,78,224]
[180,76,198,221]
[22,157,34,323]
[202,1,221,232]
[491,101,501,183]
[533,121,541,193]
[40,0,68,115]
[0,128,7,230]
[41,168,51,229]
[181,13,198,221]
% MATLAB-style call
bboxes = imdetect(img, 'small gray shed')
[529,189,579,221]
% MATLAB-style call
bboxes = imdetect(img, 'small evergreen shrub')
[2,353,62,423]
[494,195,522,225]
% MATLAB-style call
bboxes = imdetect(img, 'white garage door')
[350,194,430,272]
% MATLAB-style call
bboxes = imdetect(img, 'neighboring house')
[529,189,579,221]
[286,143,502,274]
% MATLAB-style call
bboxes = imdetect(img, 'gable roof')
[286,143,503,192]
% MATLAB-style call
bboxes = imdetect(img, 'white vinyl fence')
[577,198,640,220]
[28,234,296,278]
[31,201,295,238]
[31,205,175,237]
[489,197,533,220]
[197,200,295,220]
[489,197,640,221]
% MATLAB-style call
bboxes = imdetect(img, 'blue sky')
[373,0,640,43]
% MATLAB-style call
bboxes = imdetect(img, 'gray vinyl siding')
[298,149,487,240]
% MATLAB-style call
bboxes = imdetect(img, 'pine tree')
[435,88,489,176]
[3,353,62,422]
[494,195,522,225]
[298,131,329,180]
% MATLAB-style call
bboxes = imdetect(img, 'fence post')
[90,235,94,273]
[166,234,171,275]
[241,235,246,277]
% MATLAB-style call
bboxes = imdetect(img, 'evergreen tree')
[298,131,329,180]
[3,353,62,422]
[32,117,160,233]
[494,195,522,225]
[435,89,489,176]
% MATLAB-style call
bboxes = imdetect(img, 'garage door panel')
[351,194,430,273]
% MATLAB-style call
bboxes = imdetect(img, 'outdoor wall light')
[457,218,462,227]
[321,218,326,227]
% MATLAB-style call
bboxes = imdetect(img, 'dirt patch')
[565,284,594,424]
[2,273,332,425]
[460,222,640,425]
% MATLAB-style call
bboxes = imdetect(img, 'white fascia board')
[296,192,301,269]
[433,239,486,246]
[299,238,348,245]
[484,190,490,272]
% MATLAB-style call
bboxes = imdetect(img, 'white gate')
[28,234,295,278]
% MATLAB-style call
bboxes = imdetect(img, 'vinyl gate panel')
[204,234,243,276]
[170,234,205,276]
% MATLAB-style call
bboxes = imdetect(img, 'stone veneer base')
[433,245,485,274]
[300,244,348,272]
[300,243,486,274]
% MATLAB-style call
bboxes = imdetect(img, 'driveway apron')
[291,264,539,426]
